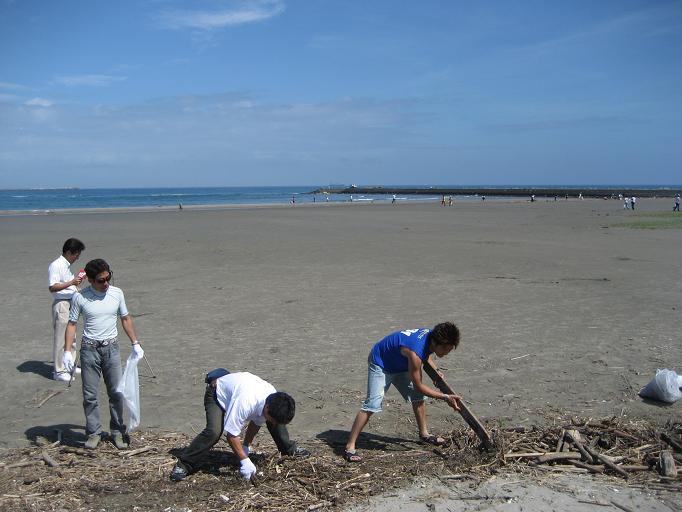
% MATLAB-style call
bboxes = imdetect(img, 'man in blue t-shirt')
[344,322,462,462]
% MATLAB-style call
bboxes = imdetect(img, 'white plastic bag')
[116,353,141,432]
[639,369,682,404]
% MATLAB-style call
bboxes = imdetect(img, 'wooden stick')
[611,500,635,512]
[534,452,582,464]
[41,451,59,468]
[503,452,545,458]
[36,390,63,408]
[661,433,682,453]
[564,431,595,463]
[422,360,495,451]
[568,460,604,473]
[117,446,156,457]
[4,460,42,469]
[585,446,628,478]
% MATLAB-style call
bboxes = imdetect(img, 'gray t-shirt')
[69,285,128,340]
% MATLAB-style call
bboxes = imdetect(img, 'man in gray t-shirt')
[64,258,145,450]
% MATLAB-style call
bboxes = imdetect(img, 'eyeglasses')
[95,272,113,284]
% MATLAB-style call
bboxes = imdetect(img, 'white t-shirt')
[48,255,77,300]
[69,285,129,340]
[215,372,276,437]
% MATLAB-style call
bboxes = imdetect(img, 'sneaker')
[84,434,101,450]
[170,464,189,482]
[111,432,129,450]
[53,372,72,382]
[291,446,311,458]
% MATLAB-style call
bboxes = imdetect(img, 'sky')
[1,0,681,188]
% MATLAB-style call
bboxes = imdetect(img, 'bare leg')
[412,400,429,437]
[345,410,373,452]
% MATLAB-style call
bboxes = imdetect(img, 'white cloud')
[24,97,53,107]
[0,81,27,90]
[157,0,285,31]
[53,74,127,87]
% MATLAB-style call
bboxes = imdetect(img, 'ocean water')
[0,186,358,211]
[1,185,677,212]
[0,186,447,212]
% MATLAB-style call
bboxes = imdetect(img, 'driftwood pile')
[0,417,680,512]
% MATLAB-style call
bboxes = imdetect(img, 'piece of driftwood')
[117,446,156,457]
[568,460,604,473]
[36,390,63,408]
[564,431,593,463]
[503,452,545,458]
[533,452,582,464]
[40,451,59,468]
[585,446,628,479]
[610,500,635,512]
[659,450,677,477]
[422,360,495,451]
[661,433,682,453]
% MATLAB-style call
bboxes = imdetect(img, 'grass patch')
[615,211,682,229]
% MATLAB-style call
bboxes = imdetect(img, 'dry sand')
[1,197,680,510]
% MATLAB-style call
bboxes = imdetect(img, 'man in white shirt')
[47,238,85,381]
[64,258,144,450]
[170,370,309,482]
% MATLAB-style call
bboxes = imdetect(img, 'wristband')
[132,340,139,345]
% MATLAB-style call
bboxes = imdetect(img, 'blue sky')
[1,0,681,188]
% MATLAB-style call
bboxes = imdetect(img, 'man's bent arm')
[243,421,261,447]
[226,433,249,460]
[403,348,446,399]
[49,276,82,293]
[120,315,139,344]
[64,321,77,352]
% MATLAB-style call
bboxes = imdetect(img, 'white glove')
[132,343,144,359]
[239,457,257,480]
[63,352,75,373]
[242,443,250,456]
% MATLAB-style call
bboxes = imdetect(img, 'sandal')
[344,449,363,462]
[419,434,448,446]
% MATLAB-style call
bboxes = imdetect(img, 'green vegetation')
[615,212,682,229]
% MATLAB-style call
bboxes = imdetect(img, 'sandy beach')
[1,198,680,510]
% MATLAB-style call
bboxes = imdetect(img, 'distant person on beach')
[448,196,453,206]
[623,197,629,209]
[674,194,680,212]
[631,196,636,210]
[579,193,583,200]
[481,195,485,201]
[63,258,144,450]
[48,238,85,382]
[392,194,396,204]
[291,195,296,205]
[344,323,462,462]
[170,369,309,482]
[441,195,445,206]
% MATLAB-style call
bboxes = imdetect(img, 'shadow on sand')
[17,360,53,380]
[316,429,418,457]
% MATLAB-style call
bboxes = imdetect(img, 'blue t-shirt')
[370,328,431,373]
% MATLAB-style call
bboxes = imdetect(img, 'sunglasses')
[94,271,113,284]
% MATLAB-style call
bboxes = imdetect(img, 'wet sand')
[1,198,680,509]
